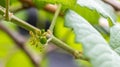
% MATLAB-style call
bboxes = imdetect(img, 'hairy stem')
[5,0,10,21]
[49,4,62,32]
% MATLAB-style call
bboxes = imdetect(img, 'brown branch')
[44,4,57,14]
[103,0,120,11]
[0,22,40,67]
[44,4,64,16]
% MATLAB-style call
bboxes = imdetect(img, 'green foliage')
[33,0,46,9]
[73,5,100,25]
[1,0,120,67]
[65,10,120,67]
[0,31,14,58]
[33,0,115,24]
[0,0,5,7]
[54,16,82,50]
[0,0,18,7]
[6,50,34,67]
[14,10,28,21]
[0,30,34,67]
[34,0,76,8]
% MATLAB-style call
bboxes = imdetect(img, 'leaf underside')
[65,10,120,67]
[77,0,116,24]
[110,23,120,55]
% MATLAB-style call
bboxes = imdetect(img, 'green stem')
[5,0,10,21]
[49,4,62,33]
[0,6,40,33]
[51,36,88,60]
[0,6,88,61]
[11,15,40,33]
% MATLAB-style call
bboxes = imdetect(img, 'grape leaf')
[110,23,120,55]
[33,0,116,24]
[65,10,120,67]
[73,5,100,25]
[77,0,116,24]
[34,0,115,25]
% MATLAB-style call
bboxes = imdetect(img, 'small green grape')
[40,37,47,44]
